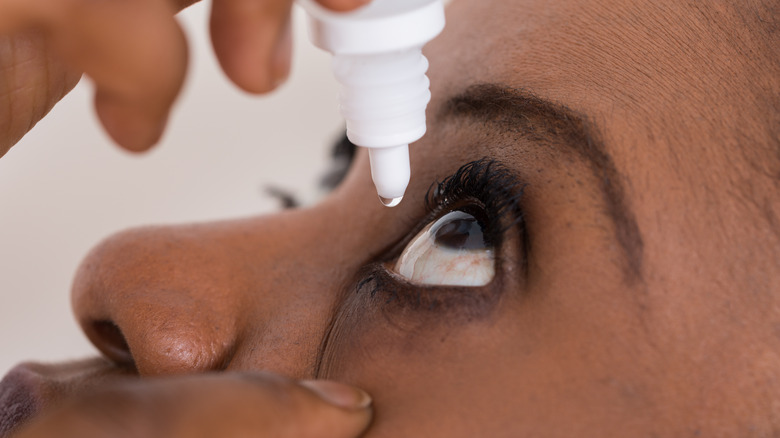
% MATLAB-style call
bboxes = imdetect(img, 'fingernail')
[95,95,166,153]
[300,380,372,410]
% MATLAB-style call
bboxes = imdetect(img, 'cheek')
[318,289,487,382]
[319,298,536,436]
[317,282,665,437]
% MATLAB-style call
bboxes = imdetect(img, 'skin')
[2,0,780,437]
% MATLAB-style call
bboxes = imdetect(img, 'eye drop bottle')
[300,0,445,207]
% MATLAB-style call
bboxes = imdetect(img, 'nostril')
[90,321,134,366]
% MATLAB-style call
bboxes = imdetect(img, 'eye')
[393,209,495,287]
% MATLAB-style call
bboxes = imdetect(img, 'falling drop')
[379,195,403,207]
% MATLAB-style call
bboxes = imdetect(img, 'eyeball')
[393,210,495,286]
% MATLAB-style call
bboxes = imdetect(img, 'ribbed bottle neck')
[332,48,431,149]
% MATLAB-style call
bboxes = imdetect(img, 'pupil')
[432,212,487,250]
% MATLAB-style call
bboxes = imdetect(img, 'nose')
[71,207,365,377]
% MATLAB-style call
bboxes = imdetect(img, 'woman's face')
[6,0,780,436]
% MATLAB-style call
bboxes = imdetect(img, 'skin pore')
[3,0,780,436]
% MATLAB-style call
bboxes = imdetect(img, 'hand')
[0,0,368,158]
[13,372,372,438]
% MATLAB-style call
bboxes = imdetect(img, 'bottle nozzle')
[368,145,410,206]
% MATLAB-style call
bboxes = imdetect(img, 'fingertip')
[316,0,371,13]
[213,46,280,94]
[209,0,293,94]
[298,380,373,438]
[299,380,372,411]
[94,92,167,153]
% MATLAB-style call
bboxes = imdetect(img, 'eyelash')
[357,158,528,311]
[425,158,527,247]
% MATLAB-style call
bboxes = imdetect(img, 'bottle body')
[334,49,430,149]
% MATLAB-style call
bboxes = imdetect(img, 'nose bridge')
[213,208,370,376]
[71,208,360,377]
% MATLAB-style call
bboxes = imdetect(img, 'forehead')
[431,0,737,94]
[425,1,659,205]
[427,0,763,148]
[429,0,656,107]
[425,0,774,220]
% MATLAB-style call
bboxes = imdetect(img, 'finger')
[209,0,293,94]
[142,374,373,438]
[315,0,371,13]
[297,379,373,436]
[0,32,81,159]
[0,0,188,152]
[178,376,374,438]
[13,373,372,438]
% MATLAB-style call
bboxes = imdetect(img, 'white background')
[0,3,341,375]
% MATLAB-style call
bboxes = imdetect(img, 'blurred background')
[0,3,341,374]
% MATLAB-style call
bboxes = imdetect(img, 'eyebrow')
[439,83,644,281]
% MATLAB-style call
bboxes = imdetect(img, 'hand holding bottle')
[0,0,369,159]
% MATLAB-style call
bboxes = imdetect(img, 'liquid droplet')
[379,195,403,207]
